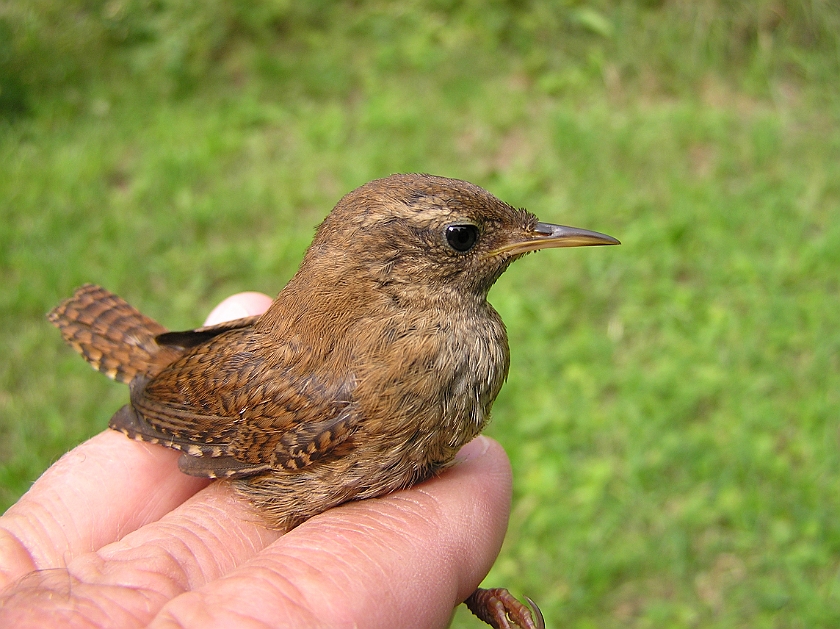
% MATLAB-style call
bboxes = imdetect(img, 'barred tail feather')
[48,284,177,383]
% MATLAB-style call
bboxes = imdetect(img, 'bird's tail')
[48,284,178,384]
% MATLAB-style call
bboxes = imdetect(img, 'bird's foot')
[464,587,545,629]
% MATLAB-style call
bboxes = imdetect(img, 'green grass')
[3,1,840,627]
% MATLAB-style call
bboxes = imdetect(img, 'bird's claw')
[464,587,545,629]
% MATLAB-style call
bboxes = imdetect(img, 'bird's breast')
[349,302,510,468]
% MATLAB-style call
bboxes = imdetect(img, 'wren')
[49,173,619,629]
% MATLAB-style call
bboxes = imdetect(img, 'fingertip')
[204,292,273,325]
[453,437,512,499]
[456,435,500,463]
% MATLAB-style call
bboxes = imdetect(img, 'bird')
[49,173,619,629]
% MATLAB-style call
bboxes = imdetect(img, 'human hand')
[0,292,512,628]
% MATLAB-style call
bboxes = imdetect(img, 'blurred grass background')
[2,0,840,626]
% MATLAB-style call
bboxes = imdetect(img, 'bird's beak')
[490,222,621,256]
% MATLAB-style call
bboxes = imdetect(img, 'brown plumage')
[49,173,619,629]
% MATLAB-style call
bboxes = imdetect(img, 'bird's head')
[299,174,619,304]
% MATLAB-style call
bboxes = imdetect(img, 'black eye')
[445,224,479,252]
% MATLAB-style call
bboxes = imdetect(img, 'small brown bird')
[49,174,619,629]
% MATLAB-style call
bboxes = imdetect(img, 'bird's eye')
[445,224,479,253]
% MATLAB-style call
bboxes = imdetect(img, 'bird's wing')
[111,328,359,479]
[155,315,263,348]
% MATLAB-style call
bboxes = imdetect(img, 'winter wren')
[49,173,619,629]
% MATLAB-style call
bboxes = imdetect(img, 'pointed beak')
[490,222,620,256]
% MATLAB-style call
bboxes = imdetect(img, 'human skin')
[0,292,513,629]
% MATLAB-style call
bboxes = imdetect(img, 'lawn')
[2,1,840,627]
